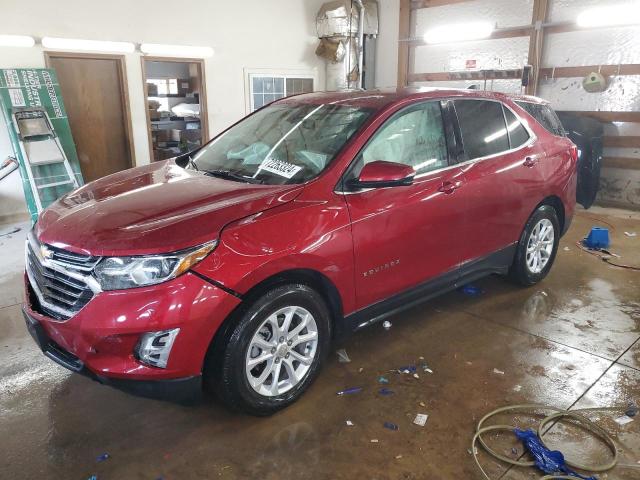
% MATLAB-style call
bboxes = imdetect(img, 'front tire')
[206,284,331,416]
[509,205,560,286]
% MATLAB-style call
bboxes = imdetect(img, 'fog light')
[135,328,180,368]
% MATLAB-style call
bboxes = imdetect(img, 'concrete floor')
[1,207,639,480]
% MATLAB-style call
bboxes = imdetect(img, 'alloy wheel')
[245,306,318,397]
[525,218,555,274]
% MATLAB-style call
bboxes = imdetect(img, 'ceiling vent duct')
[316,0,378,91]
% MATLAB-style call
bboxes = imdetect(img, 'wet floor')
[1,207,639,480]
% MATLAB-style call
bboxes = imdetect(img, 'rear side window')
[453,100,509,159]
[503,107,530,148]
[516,101,565,136]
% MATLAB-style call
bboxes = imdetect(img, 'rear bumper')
[23,271,241,398]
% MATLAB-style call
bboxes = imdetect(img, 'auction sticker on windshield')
[259,158,302,179]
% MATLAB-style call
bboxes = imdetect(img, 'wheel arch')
[538,195,565,234]
[203,268,345,379]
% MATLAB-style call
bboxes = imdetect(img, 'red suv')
[23,88,577,415]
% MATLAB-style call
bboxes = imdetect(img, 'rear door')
[344,100,467,309]
[451,99,545,264]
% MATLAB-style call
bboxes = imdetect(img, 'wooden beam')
[409,69,523,83]
[559,111,640,123]
[539,64,640,79]
[603,157,640,170]
[409,63,640,84]
[398,0,412,87]
[526,0,549,95]
[603,136,640,148]
[411,0,473,9]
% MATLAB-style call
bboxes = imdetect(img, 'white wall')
[375,0,400,88]
[0,0,332,223]
[408,0,640,209]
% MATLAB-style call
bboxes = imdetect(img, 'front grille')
[25,235,101,320]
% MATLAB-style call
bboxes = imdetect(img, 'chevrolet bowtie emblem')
[40,245,53,260]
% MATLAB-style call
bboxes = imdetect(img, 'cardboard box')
[147,82,158,96]
[170,129,182,142]
[177,78,190,97]
[155,130,172,142]
[149,110,161,121]
[181,129,202,142]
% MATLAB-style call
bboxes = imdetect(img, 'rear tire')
[509,205,560,286]
[205,284,331,416]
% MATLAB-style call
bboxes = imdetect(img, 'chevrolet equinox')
[23,88,577,415]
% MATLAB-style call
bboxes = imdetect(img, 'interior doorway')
[44,52,135,182]
[141,58,209,162]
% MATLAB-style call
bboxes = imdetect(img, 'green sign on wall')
[0,68,84,223]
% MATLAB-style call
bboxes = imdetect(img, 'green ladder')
[11,107,79,211]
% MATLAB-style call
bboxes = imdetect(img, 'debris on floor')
[413,413,428,427]
[493,368,505,375]
[382,320,392,330]
[564,246,571,251]
[397,365,417,374]
[336,386,362,396]
[378,387,394,396]
[624,231,637,237]
[513,385,522,392]
[614,415,634,426]
[383,421,399,431]
[459,284,484,296]
[96,453,110,463]
[377,376,389,384]
[625,402,638,417]
[370,439,379,443]
[345,420,354,426]
[395,454,403,460]
[336,349,351,363]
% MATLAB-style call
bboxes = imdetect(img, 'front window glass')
[359,102,448,175]
[191,103,372,184]
[454,100,509,159]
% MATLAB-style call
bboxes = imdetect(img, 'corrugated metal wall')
[408,0,640,210]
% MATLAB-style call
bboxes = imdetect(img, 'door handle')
[438,180,462,194]
[523,156,538,167]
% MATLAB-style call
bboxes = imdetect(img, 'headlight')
[93,241,217,290]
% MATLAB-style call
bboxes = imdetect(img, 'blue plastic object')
[336,387,362,396]
[583,227,609,249]
[514,429,596,480]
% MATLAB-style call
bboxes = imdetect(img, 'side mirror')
[349,161,415,189]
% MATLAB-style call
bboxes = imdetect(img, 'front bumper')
[23,271,241,396]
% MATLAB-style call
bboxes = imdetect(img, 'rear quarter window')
[515,101,565,137]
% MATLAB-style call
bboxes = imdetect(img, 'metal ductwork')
[315,0,379,91]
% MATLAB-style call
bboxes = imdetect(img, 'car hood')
[36,161,303,256]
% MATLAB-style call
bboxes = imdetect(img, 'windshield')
[190,102,372,184]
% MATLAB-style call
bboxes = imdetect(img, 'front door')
[46,53,134,182]
[344,100,467,310]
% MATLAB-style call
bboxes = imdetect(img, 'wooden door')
[46,53,134,182]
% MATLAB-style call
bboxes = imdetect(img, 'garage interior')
[0,1,639,479]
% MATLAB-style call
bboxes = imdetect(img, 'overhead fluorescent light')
[424,22,493,44]
[140,43,214,58]
[577,5,640,28]
[0,35,35,48]
[42,37,135,53]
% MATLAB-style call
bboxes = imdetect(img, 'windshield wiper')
[203,169,264,184]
